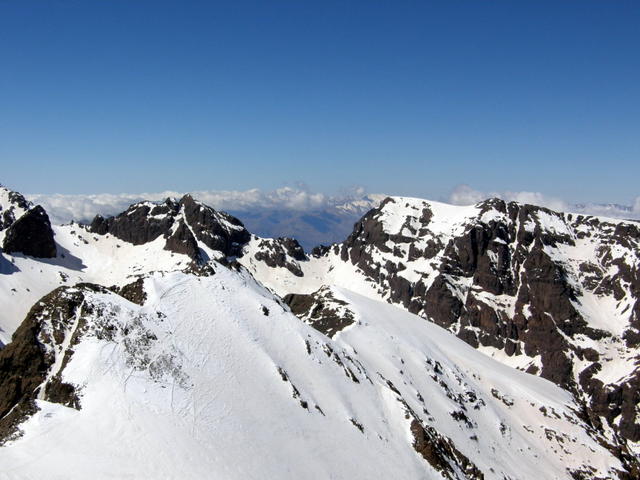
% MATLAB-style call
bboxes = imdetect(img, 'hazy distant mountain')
[228,195,385,250]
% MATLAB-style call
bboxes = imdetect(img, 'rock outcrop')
[253,237,306,276]
[89,195,251,262]
[0,284,106,442]
[284,286,355,337]
[2,206,57,258]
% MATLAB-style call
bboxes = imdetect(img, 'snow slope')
[0,269,622,479]
[0,223,192,345]
[239,195,640,462]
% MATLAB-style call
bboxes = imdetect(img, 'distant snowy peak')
[570,202,638,221]
[332,193,386,214]
[228,193,385,250]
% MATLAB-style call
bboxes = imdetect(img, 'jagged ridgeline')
[0,183,638,479]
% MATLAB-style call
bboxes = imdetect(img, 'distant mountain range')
[24,188,640,252]
[227,195,386,250]
[1,182,639,478]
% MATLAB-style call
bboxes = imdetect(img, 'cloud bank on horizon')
[24,184,640,227]
[448,185,640,220]
[25,186,374,225]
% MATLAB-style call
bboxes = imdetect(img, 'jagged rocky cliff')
[240,196,640,472]
[89,194,250,261]
[335,198,640,446]
[0,186,56,258]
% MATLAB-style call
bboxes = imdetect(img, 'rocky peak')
[0,185,32,236]
[177,194,250,257]
[306,196,640,461]
[251,237,307,276]
[2,205,57,259]
[284,286,355,337]
[89,198,179,244]
[0,283,108,442]
[88,194,251,262]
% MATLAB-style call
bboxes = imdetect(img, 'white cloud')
[448,184,640,221]
[26,186,372,225]
[27,192,151,225]
[448,185,488,206]
[25,184,640,226]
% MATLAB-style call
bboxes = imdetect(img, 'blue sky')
[1,1,638,204]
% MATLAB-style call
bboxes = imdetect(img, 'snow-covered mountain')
[239,196,640,473]
[0,184,638,478]
[26,189,385,251]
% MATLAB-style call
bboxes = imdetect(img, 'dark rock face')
[332,196,640,463]
[179,195,250,257]
[254,237,307,277]
[0,281,169,443]
[111,278,148,306]
[164,220,200,259]
[311,244,331,257]
[423,276,463,330]
[2,206,57,258]
[0,305,51,442]
[88,195,251,262]
[89,199,178,245]
[342,199,394,263]
[284,287,354,337]
[410,419,483,480]
[0,285,109,442]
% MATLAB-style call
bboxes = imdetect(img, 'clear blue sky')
[1,1,638,203]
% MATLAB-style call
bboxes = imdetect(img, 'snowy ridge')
[239,195,640,466]
[1,185,639,477]
[0,270,624,479]
[0,222,193,344]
